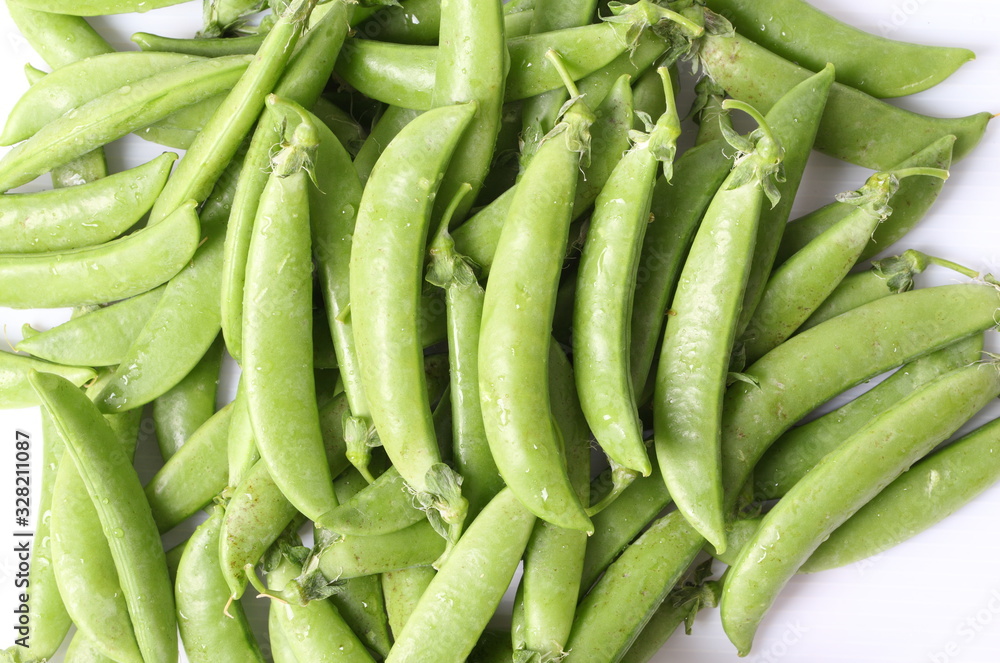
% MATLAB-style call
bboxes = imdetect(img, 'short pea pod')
[176,505,266,663]
[574,68,679,479]
[0,56,252,193]
[697,31,991,170]
[7,0,189,14]
[804,415,1000,573]
[720,360,1000,655]
[385,488,537,663]
[152,334,223,460]
[654,100,783,552]
[704,0,974,98]
[740,167,949,365]
[350,102,476,533]
[754,333,984,501]
[0,350,95,409]
[16,286,164,368]
[0,152,175,253]
[30,371,176,663]
[0,199,200,309]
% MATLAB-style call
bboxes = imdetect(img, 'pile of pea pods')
[0,0,998,660]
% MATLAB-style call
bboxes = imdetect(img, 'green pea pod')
[153,334,223,460]
[386,488,537,663]
[132,31,266,56]
[0,152,175,253]
[5,3,112,68]
[165,540,187,584]
[175,506,266,663]
[137,95,226,149]
[317,467,425,535]
[754,334,984,501]
[0,199,200,310]
[804,415,1000,572]
[7,0,190,14]
[145,402,232,533]
[0,56,252,193]
[204,0,268,36]
[698,32,991,170]
[352,106,423,184]
[31,371,176,663]
[317,519,448,580]
[0,52,203,145]
[225,379,257,489]
[63,631,118,663]
[704,0,974,98]
[267,608,300,663]
[383,566,436,639]
[0,350,95,409]
[17,287,164,367]
[720,361,1000,655]
[311,96,367,157]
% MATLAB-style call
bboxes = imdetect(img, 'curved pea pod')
[132,31,266,56]
[0,52,202,145]
[176,506,266,663]
[31,371,176,663]
[317,519,448,580]
[0,152,175,253]
[804,415,1000,572]
[704,0,974,98]
[0,350,95,409]
[720,361,1000,655]
[0,199,200,310]
[17,286,164,367]
[5,3,112,68]
[698,32,991,170]
[7,0,190,14]
[0,56,252,193]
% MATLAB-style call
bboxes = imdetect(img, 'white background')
[1,0,1000,661]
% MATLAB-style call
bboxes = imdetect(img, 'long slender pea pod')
[452,72,634,276]
[145,402,232,533]
[350,102,475,535]
[0,152,175,253]
[132,31,266,55]
[479,61,594,533]
[741,167,949,366]
[0,199,200,310]
[385,488,537,663]
[1,52,203,145]
[704,0,974,98]
[753,334,984,501]
[147,0,321,223]
[575,69,679,479]
[17,287,164,368]
[777,135,956,264]
[698,32,991,170]
[654,100,783,552]
[383,566,437,639]
[0,350,94,409]
[7,0,189,14]
[0,56,252,193]
[317,519,448,580]
[804,415,1000,572]
[720,361,1000,655]
[352,105,423,184]
[5,3,112,68]
[153,334,223,460]
[176,506,266,663]
[30,372,176,663]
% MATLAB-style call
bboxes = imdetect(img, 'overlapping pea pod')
[698,30,991,170]
[152,334,224,460]
[334,0,704,110]
[0,349,94,409]
[704,0,974,98]
[132,31,266,56]
[0,152,175,253]
[7,0,189,14]
[0,200,199,309]
[0,56,252,193]
[720,358,1000,655]
[356,0,534,45]
[203,0,268,36]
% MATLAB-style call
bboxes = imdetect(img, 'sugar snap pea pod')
[356,0,441,44]
[1,52,203,146]
[352,105,423,184]
[385,488,537,663]
[317,519,448,580]
[698,32,991,170]
[479,58,594,533]
[5,3,112,68]
[704,0,974,99]
[203,0,268,36]
[268,608,300,663]
[316,466,425,535]
[145,402,232,533]
[753,334,984,501]
[132,31,265,55]
[17,287,164,368]
[148,0,322,223]
[720,361,1000,655]
[0,152,175,253]
[8,0,190,14]
[0,350,95,409]
[31,371,176,663]
[64,631,119,663]
[383,566,436,639]
[226,380,258,488]
[350,102,476,536]
[776,135,956,265]
[575,69,679,480]
[0,199,199,310]
[137,95,228,149]
[805,415,1000,573]
[176,505,266,663]
[0,56,252,193]
[153,334,223,460]
[741,167,949,366]
[165,540,187,584]
[312,96,367,157]
[654,100,784,552]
